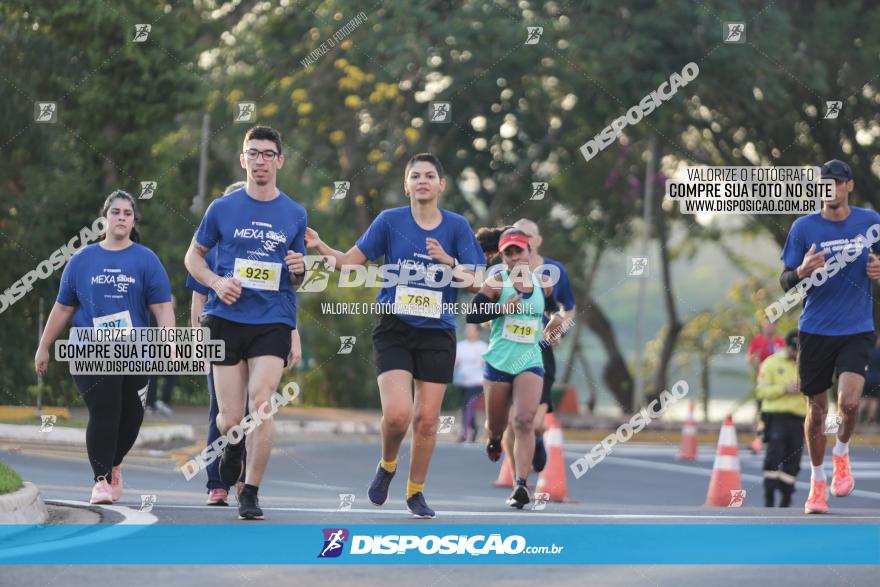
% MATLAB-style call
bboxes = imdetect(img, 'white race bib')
[233,258,282,291]
[501,316,539,343]
[93,310,132,329]
[394,286,443,318]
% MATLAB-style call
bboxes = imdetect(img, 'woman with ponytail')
[35,191,174,504]
[467,227,566,508]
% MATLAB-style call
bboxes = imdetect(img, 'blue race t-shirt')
[185,248,216,296]
[194,188,306,327]
[57,243,172,328]
[536,256,575,325]
[355,206,486,329]
[780,207,880,336]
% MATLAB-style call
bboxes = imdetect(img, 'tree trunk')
[649,205,683,404]
[582,294,634,412]
[560,246,630,412]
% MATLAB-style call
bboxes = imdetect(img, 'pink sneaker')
[831,453,855,497]
[804,479,828,514]
[110,466,123,502]
[90,476,113,504]
[206,488,229,506]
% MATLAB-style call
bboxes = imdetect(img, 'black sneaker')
[486,436,502,462]
[406,492,436,519]
[238,488,263,520]
[219,441,245,487]
[532,436,547,472]
[506,484,530,509]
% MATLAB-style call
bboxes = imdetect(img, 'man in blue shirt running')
[185,126,307,520]
[778,159,880,514]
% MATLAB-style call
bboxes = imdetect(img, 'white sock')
[811,464,827,481]
[832,437,849,457]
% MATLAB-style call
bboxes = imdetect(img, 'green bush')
[0,461,23,495]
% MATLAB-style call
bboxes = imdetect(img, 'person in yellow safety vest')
[756,329,807,507]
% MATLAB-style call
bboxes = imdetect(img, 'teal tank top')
[482,268,545,374]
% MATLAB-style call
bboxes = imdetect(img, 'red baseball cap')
[499,231,530,252]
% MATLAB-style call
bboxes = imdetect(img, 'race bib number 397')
[93,310,132,329]
[233,258,282,291]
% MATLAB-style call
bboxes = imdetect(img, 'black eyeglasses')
[243,149,279,161]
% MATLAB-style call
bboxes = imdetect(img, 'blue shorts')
[484,362,544,383]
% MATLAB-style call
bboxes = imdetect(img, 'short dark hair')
[785,330,799,349]
[243,125,283,155]
[405,153,444,180]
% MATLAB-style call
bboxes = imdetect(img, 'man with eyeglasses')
[778,159,880,514]
[185,125,307,520]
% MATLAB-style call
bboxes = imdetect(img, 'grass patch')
[0,461,23,495]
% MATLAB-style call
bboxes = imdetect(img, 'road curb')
[0,482,48,524]
[273,419,381,436]
[0,423,194,447]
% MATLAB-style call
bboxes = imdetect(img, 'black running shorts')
[798,330,875,396]
[372,314,456,384]
[202,314,292,366]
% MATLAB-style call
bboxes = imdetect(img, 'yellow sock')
[379,457,398,473]
[406,480,424,498]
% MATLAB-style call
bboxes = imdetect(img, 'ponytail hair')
[475,225,519,265]
[100,190,141,243]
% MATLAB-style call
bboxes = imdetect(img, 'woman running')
[305,153,485,518]
[34,191,174,504]
[467,227,565,508]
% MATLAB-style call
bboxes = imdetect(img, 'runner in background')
[747,320,785,454]
[454,324,487,442]
[861,340,880,425]
[35,191,174,504]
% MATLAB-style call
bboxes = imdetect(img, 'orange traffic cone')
[678,400,698,461]
[535,413,570,502]
[704,415,743,506]
[492,455,514,487]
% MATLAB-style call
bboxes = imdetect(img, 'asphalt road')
[2,436,880,586]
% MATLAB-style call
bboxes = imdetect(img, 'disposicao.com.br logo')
[318,529,563,558]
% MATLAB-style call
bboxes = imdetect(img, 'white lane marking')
[265,479,355,491]
[52,499,158,525]
[149,503,880,520]
[570,453,880,501]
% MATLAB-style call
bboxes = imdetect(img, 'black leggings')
[73,374,148,482]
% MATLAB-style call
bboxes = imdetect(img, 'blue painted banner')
[0,524,878,564]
